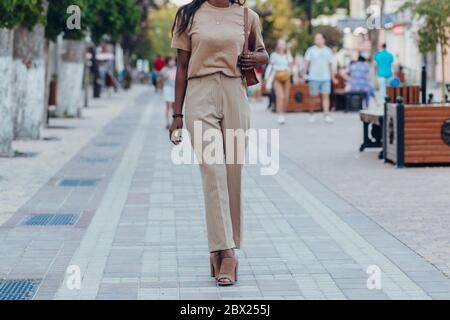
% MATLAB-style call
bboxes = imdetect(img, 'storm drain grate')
[21,214,79,226]
[0,279,41,300]
[14,151,39,158]
[43,136,61,141]
[58,179,98,187]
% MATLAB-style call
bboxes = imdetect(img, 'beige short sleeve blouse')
[171,2,265,80]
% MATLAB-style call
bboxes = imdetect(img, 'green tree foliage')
[311,0,349,17]
[256,0,293,50]
[402,0,450,55]
[45,0,88,41]
[289,25,343,55]
[114,0,142,43]
[257,0,348,53]
[289,25,312,55]
[1,0,141,44]
[85,0,142,44]
[293,0,349,19]
[313,25,343,49]
[147,4,178,62]
[402,0,450,102]
[288,0,348,54]
[265,0,293,39]
[0,0,46,29]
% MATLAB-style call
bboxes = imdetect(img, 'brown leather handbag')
[242,7,259,87]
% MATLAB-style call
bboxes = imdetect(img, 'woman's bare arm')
[173,49,191,116]
[169,49,191,144]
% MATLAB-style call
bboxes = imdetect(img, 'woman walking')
[269,38,293,124]
[160,56,177,129]
[169,0,268,286]
[343,55,376,109]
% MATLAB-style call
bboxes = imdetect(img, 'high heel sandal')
[210,252,221,279]
[217,256,239,286]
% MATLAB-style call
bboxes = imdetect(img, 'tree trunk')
[440,46,446,103]
[43,40,51,127]
[55,39,86,118]
[12,25,46,140]
[83,49,90,108]
[0,29,15,157]
[367,0,385,58]
[90,47,101,98]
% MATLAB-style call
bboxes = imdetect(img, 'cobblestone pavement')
[1,88,450,300]
[0,88,139,226]
[252,103,450,278]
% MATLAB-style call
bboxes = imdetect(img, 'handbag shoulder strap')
[243,6,249,54]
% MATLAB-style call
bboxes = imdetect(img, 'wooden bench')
[359,109,384,159]
[386,86,420,104]
[334,89,365,113]
[285,83,321,112]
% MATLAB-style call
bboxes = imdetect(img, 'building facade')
[341,0,448,87]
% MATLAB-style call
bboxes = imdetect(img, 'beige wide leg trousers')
[185,72,250,252]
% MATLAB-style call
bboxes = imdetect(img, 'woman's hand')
[169,117,184,145]
[239,52,257,70]
[239,50,270,71]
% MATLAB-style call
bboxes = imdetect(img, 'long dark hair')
[172,0,246,35]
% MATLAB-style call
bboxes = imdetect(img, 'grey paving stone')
[342,289,389,300]
[3,89,450,301]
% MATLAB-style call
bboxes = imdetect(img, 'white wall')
[349,0,365,18]
[350,0,407,17]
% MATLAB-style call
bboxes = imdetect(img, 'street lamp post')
[307,0,313,35]
[296,0,313,35]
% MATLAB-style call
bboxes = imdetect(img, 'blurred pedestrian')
[303,33,337,123]
[263,63,276,111]
[105,69,116,97]
[153,55,165,92]
[250,67,264,102]
[343,55,376,109]
[395,65,406,85]
[160,56,177,130]
[120,68,127,87]
[151,68,158,88]
[268,38,293,125]
[153,55,165,73]
[374,44,394,100]
[124,65,132,90]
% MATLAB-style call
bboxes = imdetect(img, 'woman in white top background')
[268,38,293,125]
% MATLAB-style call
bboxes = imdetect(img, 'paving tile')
[2,89,450,301]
